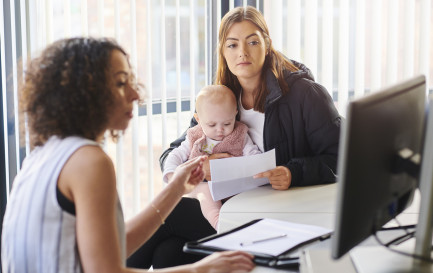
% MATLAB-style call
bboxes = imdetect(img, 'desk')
[218,184,423,272]
[219,184,338,233]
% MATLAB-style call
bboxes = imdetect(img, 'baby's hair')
[195,85,237,116]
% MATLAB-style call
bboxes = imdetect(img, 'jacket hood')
[264,59,315,108]
[289,59,315,83]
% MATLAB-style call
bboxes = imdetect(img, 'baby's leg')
[186,183,221,229]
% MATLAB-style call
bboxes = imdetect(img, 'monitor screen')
[332,75,426,259]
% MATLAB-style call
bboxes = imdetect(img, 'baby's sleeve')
[162,137,192,183]
[242,134,262,156]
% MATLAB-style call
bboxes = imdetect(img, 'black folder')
[183,219,332,270]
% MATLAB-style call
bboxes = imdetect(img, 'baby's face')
[198,101,237,141]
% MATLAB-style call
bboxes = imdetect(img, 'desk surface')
[219,183,419,232]
[218,183,422,272]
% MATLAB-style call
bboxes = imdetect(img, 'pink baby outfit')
[163,121,261,230]
[187,121,249,159]
[188,121,261,230]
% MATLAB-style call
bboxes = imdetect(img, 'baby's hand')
[170,156,207,194]
[203,153,232,181]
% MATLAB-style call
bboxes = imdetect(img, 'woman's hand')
[254,166,292,190]
[203,153,232,181]
[192,251,255,273]
[169,156,207,195]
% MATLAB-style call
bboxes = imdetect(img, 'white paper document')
[202,218,332,256]
[208,149,276,201]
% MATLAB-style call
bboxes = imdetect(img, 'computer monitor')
[332,75,427,261]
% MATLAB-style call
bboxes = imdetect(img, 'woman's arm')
[60,146,254,273]
[126,156,206,256]
[126,156,255,273]
[256,80,340,189]
[288,81,341,186]
[59,145,127,273]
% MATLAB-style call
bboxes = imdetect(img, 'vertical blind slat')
[5,0,19,185]
[114,0,124,204]
[130,0,140,213]
[146,0,154,200]
[205,0,212,85]
[21,0,31,155]
[63,0,71,38]
[3,0,19,181]
[265,0,283,52]
[403,0,415,79]
[45,0,52,43]
[189,0,196,116]
[354,0,365,99]
[81,0,88,36]
[370,0,382,91]
[161,0,167,149]
[114,0,120,40]
[321,0,333,96]
[286,0,301,62]
[385,0,398,86]
[10,0,21,172]
[0,0,10,195]
[176,0,182,136]
[304,0,318,77]
[98,0,104,36]
[419,0,431,88]
[37,1,46,48]
[337,0,349,115]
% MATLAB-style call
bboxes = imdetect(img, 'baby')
[162,85,261,229]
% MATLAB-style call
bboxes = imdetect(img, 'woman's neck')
[238,75,260,95]
[239,77,260,110]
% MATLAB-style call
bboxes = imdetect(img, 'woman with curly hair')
[1,37,254,273]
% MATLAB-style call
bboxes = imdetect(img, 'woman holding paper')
[161,6,341,190]
[129,5,341,269]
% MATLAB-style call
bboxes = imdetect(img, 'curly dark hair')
[21,37,135,147]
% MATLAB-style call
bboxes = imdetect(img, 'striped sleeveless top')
[1,136,126,273]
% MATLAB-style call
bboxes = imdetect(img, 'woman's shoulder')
[283,74,331,100]
[69,144,112,170]
[276,78,335,117]
[59,137,112,182]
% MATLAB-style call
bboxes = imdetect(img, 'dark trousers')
[127,197,217,269]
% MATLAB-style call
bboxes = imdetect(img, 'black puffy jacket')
[160,61,342,187]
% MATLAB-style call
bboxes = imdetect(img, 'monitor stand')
[350,245,433,273]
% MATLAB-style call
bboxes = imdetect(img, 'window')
[1,0,432,222]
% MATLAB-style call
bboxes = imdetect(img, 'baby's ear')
[193,112,199,123]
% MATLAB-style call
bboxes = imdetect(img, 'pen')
[240,234,287,246]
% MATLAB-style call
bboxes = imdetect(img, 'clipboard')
[183,219,332,269]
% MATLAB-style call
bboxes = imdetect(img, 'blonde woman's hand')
[169,156,207,195]
[254,166,292,190]
[203,153,232,181]
[192,251,255,273]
